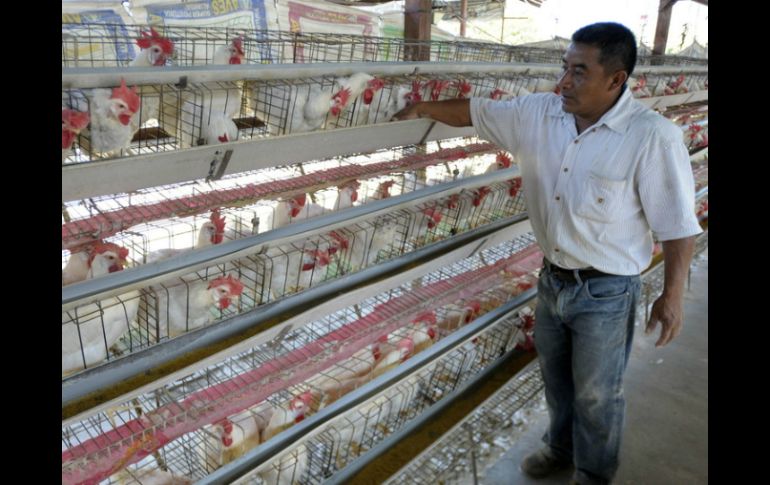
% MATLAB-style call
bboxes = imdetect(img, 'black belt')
[543,258,612,282]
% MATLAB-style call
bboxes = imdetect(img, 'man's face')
[558,43,620,119]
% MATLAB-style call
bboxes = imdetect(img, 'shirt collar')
[548,87,636,134]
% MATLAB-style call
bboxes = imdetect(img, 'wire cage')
[61,137,513,265]
[62,65,707,165]
[385,359,545,485]
[61,175,528,379]
[61,234,542,485]
[61,24,708,68]
[62,71,541,165]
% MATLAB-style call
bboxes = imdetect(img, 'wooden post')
[460,0,468,38]
[405,0,432,61]
[652,0,676,64]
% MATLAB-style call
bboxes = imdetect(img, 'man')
[393,22,702,485]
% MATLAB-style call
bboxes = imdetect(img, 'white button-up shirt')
[470,89,703,275]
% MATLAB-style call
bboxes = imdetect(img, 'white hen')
[146,210,227,264]
[150,274,245,338]
[61,246,138,375]
[73,79,142,157]
[129,27,174,67]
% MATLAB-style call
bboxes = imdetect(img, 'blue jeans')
[534,264,641,485]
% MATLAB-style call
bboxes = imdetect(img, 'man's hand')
[646,235,696,347]
[391,102,422,121]
[645,293,684,347]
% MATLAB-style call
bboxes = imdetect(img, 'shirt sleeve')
[637,120,704,241]
[470,97,521,153]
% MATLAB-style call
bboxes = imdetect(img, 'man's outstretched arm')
[391,99,472,127]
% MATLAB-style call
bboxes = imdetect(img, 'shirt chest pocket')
[575,173,627,223]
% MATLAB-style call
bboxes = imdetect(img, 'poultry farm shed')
[62,23,708,485]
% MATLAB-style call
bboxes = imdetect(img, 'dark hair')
[572,22,637,77]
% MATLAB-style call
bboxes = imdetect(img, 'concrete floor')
[483,249,708,485]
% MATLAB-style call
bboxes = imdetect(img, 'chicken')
[629,75,652,98]
[330,73,385,122]
[369,81,421,124]
[62,244,138,375]
[453,186,489,232]
[129,27,174,67]
[508,177,523,199]
[145,210,226,264]
[62,242,128,286]
[199,405,272,472]
[407,205,443,243]
[262,392,314,442]
[512,311,536,351]
[334,180,359,210]
[437,301,480,333]
[151,274,245,338]
[332,374,421,466]
[453,79,473,99]
[294,84,337,133]
[410,322,438,354]
[288,193,327,221]
[201,110,239,145]
[76,78,142,157]
[266,245,332,300]
[306,344,380,408]
[62,249,91,286]
[346,215,400,270]
[62,108,90,161]
[484,151,513,174]
[368,337,414,381]
[190,38,246,145]
[685,123,708,150]
[212,37,245,65]
[271,193,328,229]
[479,83,531,100]
[482,87,515,101]
[425,79,451,101]
[371,180,395,200]
[664,74,688,95]
[257,444,308,485]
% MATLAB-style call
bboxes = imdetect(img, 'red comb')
[490,88,509,100]
[88,242,128,265]
[62,109,90,130]
[210,209,226,244]
[473,186,491,206]
[208,275,245,295]
[422,207,442,224]
[446,193,460,209]
[411,311,437,326]
[508,177,523,198]
[136,27,174,55]
[232,37,244,56]
[496,152,512,169]
[331,87,352,113]
[368,78,386,90]
[111,78,141,114]
[454,80,472,98]
[328,231,349,251]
